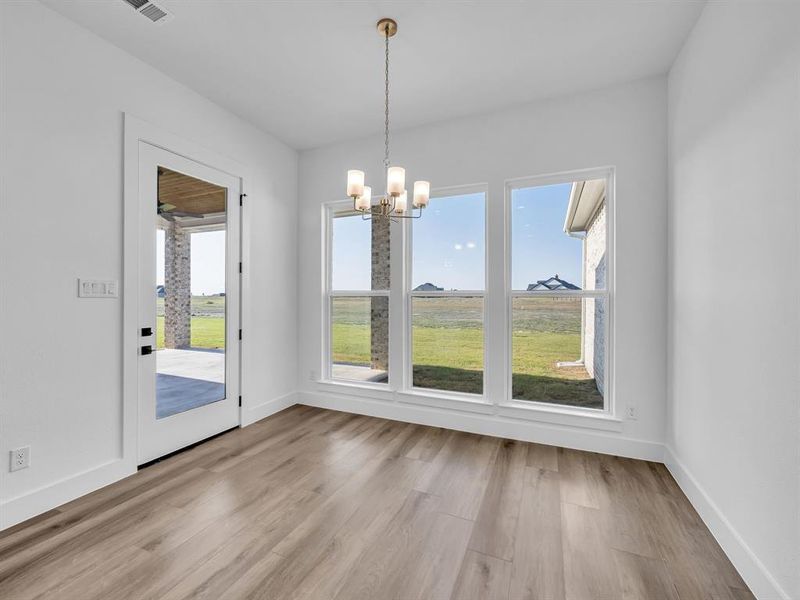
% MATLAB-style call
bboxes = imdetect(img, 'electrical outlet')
[626,406,637,420]
[10,446,30,472]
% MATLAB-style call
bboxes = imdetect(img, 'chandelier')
[346,18,430,221]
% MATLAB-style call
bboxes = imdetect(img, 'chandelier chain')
[384,27,390,169]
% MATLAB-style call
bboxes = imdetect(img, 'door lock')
[140,345,153,356]
[141,327,153,337]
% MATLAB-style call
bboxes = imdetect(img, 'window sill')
[315,378,393,399]
[497,401,623,432]
[311,381,623,432]
[396,389,494,415]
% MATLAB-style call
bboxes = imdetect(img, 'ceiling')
[41,0,704,150]
[158,167,225,220]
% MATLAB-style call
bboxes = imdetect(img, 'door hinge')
[238,396,242,407]
[239,193,247,206]
[238,329,242,341]
[239,261,242,274]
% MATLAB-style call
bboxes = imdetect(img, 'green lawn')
[155,295,226,350]
[331,296,603,408]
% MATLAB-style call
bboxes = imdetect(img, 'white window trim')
[503,166,616,418]
[321,200,391,384]
[403,183,490,403]
[320,168,618,431]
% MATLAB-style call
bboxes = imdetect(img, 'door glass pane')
[155,167,227,419]
[330,296,389,384]
[511,297,605,409]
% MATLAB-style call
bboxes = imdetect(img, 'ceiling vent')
[121,0,173,25]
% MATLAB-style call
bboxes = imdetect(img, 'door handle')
[140,345,153,356]
[141,327,153,337]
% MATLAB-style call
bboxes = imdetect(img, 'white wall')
[0,1,298,527]
[667,3,800,598]
[298,77,668,457]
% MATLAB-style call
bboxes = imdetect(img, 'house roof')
[526,275,580,291]
[413,283,444,292]
[564,178,606,233]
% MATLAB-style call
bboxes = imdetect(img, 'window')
[409,190,485,395]
[327,207,389,384]
[509,176,609,410]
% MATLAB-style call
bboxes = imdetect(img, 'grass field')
[332,296,603,408]
[155,296,226,350]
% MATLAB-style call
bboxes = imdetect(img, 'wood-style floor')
[0,406,752,600]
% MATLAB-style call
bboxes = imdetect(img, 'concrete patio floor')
[331,363,388,383]
[156,348,225,419]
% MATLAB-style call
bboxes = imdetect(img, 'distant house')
[526,275,580,291]
[156,285,166,298]
[413,282,443,292]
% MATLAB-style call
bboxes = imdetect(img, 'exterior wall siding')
[583,202,606,394]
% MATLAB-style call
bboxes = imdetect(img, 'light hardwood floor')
[0,406,753,599]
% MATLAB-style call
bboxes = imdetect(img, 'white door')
[137,142,241,464]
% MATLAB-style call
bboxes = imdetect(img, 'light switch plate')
[78,279,119,298]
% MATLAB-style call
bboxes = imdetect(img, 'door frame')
[123,114,250,467]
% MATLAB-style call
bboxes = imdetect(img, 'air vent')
[120,0,173,25]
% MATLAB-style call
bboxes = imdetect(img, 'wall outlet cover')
[10,446,30,472]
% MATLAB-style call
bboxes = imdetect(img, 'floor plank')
[451,550,512,600]
[0,406,753,600]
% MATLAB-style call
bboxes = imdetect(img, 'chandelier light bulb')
[355,186,371,211]
[395,190,408,214]
[347,170,365,198]
[413,181,430,207]
[386,166,405,196]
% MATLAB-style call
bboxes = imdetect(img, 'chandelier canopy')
[346,18,430,221]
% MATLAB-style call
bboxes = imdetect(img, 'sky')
[511,183,582,290]
[156,229,227,296]
[331,183,582,291]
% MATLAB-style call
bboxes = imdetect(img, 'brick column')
[370,214,390,371]
[164,223,191,349]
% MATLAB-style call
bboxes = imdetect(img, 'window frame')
[503,167,615,417]
[404,183,490,401]
[322,200,391,388]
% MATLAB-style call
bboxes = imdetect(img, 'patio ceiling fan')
[157,168,205,221]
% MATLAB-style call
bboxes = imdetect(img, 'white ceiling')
[41,0,704,150]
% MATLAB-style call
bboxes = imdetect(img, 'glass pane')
[155,166,227,419]
[412,296,484,394]
[331,296,389,384]
[332,210,388,290]
[511,297,605,409]
[412,192,484,291]
[511,179,606,292]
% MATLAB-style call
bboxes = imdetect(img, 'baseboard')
[0,458,135,531]
[298,390,663,461]
[241,391,298,427]
[663,446,790,600]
